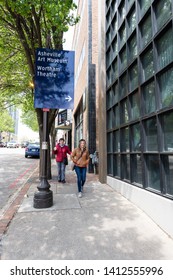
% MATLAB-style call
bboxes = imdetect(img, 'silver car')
[7,141,19,148]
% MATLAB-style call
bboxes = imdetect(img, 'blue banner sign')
[34,48,74,109]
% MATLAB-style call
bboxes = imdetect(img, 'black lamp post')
[29,81,53,208]
[33,109,53,208]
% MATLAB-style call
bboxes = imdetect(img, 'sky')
[63,0,78,50]
[63,26,75,51]
[18,122,39,142]
[18,110,39,142]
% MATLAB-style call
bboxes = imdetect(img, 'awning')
[55,123,72,130]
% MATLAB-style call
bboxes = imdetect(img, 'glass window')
[113,130,120,152]
[106,48,111,68]
[112,59,118,81]
[106,9,111,27]
[119,73,127,99]
[121,154,130,180]
[76,102,83,125]
[144,117,158,151]
[111,0,117,15]
[106,28,111,48]
[75,124,83,146]
[140,14,152,50]
[112,105,120,128]
[106,66,111,87]
[111,15,118,39]
[145,155,160,191]
[107,132,113,153]
[107,109,112,130]
[130,91,140,120]
[106,0,111,9]
[127,8,136,37]
[142,81,156,115]
[106,88,112,109]
[75,102,83,146]
[131,154,142,185]
[158,67,173,109]
[112,82,119,104]
[113,154,121,177]
[128,33,137,62]
[107,154,113,175]
[131,123,141,152]
[119,47,127,73]
[154,0,172,32]
[121,127,129,152]
[156,28,173,71]
[119,24,126,49]
[112,37,118,60]
[118,0,126,26]
[141,48,154,82]
[163,155,173,195]
[129,63,138,92]
[127,0,135,9]
[121,99,129,124]
[112,106,116,128]
[138,0,151,17]
[161,111,173,152]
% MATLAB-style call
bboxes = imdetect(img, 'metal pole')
[33,109,53,208]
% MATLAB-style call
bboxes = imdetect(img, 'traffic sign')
[34,48,74,109]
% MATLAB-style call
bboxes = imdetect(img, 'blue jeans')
[75,166,87,192]
[57,162,66,181]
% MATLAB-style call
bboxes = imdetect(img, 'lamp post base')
[33,178,53,209]
[33,190,53,208]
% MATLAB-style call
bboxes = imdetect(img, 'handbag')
[63,157,68,165]
[71,150,85,170]
[71,162,75,171]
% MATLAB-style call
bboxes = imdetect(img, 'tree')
[0,24,31,110]
[0,0,78,178]
[0,109,14,133]
[21,110,38,132]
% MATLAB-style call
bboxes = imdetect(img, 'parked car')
[21,141,29,148]
[25,143,40,158]
[7,141,19,148]
[0,141,6,147]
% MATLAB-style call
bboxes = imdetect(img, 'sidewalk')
[1,160,173,260]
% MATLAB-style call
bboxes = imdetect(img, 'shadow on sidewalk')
[1,160,173,260]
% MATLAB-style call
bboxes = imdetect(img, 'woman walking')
[54,138,71,183]
[71,139,90,198]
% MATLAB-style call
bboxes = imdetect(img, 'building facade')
[72,0,101,173]
[55,109,73,150]
[104,0,173,237]
[8,106,19,141]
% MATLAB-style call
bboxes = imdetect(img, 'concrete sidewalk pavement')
[1,160,173,260]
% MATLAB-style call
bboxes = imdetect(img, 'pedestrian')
[53,138,71,183]
[71,139,90,198]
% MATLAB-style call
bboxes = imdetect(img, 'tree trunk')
[50,120,57,159]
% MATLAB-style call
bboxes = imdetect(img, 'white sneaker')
[78,192,82,198]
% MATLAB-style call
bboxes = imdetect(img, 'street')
[0,147,39,212]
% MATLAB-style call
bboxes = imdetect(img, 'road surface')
[0,147,39,212]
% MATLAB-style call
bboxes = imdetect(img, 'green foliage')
[0,109,15,133]
[0,0,79,111]
[0,0,79,177]
[21,109,38,132]
[0,25,30,109]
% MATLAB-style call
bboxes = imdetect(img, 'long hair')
[78,139,86,151]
